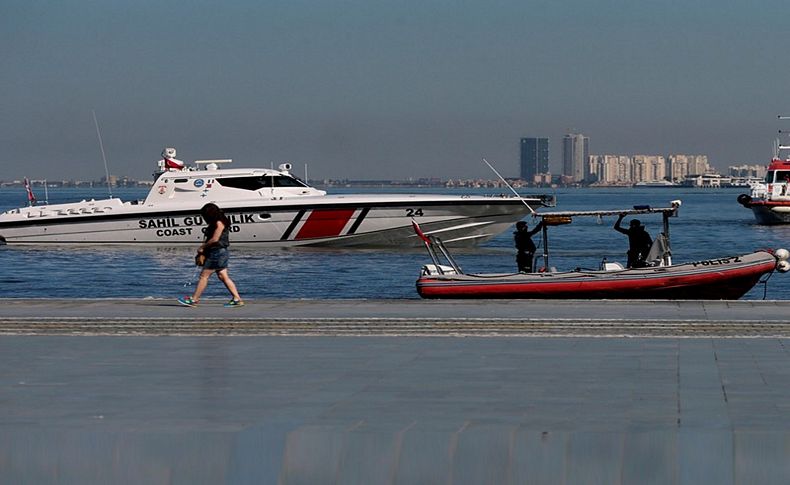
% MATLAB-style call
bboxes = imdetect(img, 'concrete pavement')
[1,298,790,336]
[2,299,790,483]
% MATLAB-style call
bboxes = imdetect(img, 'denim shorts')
[204,247,229,270]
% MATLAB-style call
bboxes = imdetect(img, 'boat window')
[174,178,188,183]
[272,175,308,188]
[215,177,261,191]
[775,171,790,183]
[216,175,308,191]
[766,171,775,183]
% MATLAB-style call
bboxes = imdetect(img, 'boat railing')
[413,220,464,276]
[534,201,681,270]
[768,181,790,200]
[751,182,768,199]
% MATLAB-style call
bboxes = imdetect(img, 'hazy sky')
[2,0,788,181]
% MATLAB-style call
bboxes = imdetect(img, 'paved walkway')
[2,298,790,336]
[2,299,790,483]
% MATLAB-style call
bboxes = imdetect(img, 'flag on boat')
[23,178,36,206]
[412,219,431,243]
[161,147,185,170]
[164,158,185,170]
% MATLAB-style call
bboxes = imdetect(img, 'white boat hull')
[0,196,535,247]
[747,204,790,224]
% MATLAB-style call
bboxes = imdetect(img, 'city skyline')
[0,133,771,186]
[0,157,763,189]
[589,154,711,184]
[2,1,788,181]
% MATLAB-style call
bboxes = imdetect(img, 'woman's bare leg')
[217,269,242,301]
[191,269,213,302]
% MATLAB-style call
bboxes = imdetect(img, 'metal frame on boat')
[415,201,790,300]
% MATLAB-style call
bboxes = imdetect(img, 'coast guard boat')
[414,201,790,299]
[0,148,552,247]
[737,157,790,224]
[737,117,790,224]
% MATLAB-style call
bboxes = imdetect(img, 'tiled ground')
[2,335,790,484]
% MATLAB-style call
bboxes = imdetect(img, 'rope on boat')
[759,270,775,300]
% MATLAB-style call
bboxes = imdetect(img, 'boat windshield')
[215,175,308,191]
[773,170,790,183]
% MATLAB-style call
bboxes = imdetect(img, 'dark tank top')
[206,221,230,248]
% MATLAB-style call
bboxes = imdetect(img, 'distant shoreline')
[0,180,751,190]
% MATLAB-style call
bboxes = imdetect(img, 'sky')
[2,0,789,181]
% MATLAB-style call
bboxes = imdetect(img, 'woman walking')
[178,203,244,307]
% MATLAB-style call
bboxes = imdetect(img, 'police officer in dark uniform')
[614,214,653,268]
[514,220,544,273]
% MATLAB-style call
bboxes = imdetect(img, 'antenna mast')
[482,158,535,214]
[92,110,113,198]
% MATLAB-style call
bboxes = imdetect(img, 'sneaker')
[223,299,244,308]
[178,296,198,307]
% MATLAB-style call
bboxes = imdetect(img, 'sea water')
[1,186,788,300]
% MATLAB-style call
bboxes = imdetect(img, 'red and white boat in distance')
[737,117,790,224]
[415,202,790,300]
[737,158,790,224]
[0,150,553,247]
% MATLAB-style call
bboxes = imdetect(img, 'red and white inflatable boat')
[415,202,790,300]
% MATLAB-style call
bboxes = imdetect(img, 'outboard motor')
[737,193,752,207]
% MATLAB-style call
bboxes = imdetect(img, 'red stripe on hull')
[295,209,356,239]
[746,200,790,207]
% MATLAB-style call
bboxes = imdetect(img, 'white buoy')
[774,248,789,261]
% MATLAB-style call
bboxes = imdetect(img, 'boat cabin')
[144,159,326,206]
[762,159,790,199]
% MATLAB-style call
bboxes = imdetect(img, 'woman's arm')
[199,221,225,252]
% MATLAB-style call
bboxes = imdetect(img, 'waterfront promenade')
[2,298,790,483]
[2,297,790,336]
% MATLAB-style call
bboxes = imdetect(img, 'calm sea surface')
[1,186,789,300]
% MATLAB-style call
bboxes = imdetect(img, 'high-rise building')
[588,153,712,185]
[589,155,632,183]
[667,155,689,182]
[729,164,766,178]
[632,155,667,182]
[668,154,710,181]
[688,155,709,175]
[520,137,549,181]
[562,133,589,182]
